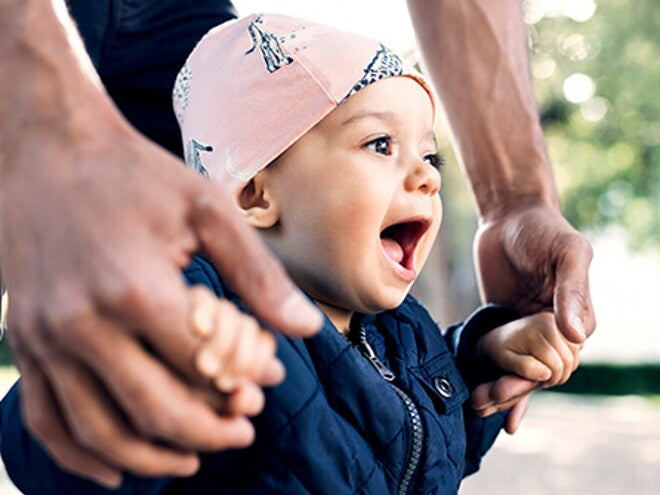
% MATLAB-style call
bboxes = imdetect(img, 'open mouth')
[380,219,431,272]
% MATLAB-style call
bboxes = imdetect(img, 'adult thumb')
[553,237,596,344]
[191,193,323,337]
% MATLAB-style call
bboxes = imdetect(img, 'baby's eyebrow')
[340,110,401,128]
[425,131,438,149]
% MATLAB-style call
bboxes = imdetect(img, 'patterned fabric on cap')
[173,13,436,190]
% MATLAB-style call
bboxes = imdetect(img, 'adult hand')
[0,2,322,488]
[475,204,595,344]
[1,116,321,488]
[469,205,594,432]
[471,375,540,434]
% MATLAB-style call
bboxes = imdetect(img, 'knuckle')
[243,256,288,296]
[52,455,85,478]
[24,407,55,442]
[133,401,185,440]
[103,273,150,312]
[578,236,594,260]
[261,331,276,355]
[489,384,512,404]
[6,297,36,333]
[246,264,275,294]
[39,294,94,347]
[520,360,539,377]
[217,298,240,320]
[71,419,114,451]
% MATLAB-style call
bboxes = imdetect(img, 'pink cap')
[173,13,436,190]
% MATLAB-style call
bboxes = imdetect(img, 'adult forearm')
[407,0,559,220]
[0,0,122,179]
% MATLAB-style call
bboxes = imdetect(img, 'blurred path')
[1,369,658,494]
[461,393,660,495]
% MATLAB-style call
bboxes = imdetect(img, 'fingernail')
[175,456,200,477]
[569,314,586,339]
[477,406,496,417]
[472,401,495,412]
[263,359,286,386]
[281,291,324,334]
[540,367,552,381]
[215,375,237,393]
[192,308,214,337]
[195,347,221,376]
[95,471,123,489]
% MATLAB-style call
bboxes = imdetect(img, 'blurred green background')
[530,0,658,250]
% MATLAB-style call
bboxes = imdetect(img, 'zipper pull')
[359,330,396,382]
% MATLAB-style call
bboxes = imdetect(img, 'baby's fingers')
[190,286,220,339]
[545,338,582,387]
[225,382,266,417]
[192,295,283,392]
[193,297,243,379]
[497,351,552,382]
[213,314,280,392]
[537,330,582,387]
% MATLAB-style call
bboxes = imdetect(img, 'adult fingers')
[17,357,123,488]
[471,375,541,414]
[94,250,207,382]
[55,307,256,453]
[553,233,596,344]
[504,394,531,434]
[191,192,323,337]
[40,355,204,479]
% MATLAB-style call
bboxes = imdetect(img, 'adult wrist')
[456,138,563,224]
[476,184,562,225]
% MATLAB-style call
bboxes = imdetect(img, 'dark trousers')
[67,0,237,156]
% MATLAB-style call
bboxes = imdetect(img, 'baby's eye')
[365,136,392,156]
[423,152,444,170]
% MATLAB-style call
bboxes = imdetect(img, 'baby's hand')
[189,286,285,416]
[478,312,582,388]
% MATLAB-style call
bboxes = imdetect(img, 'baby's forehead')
[319,76,436,135]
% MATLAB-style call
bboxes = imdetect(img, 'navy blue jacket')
[1,256,518,494]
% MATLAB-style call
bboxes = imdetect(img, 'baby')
[1,13,580,495]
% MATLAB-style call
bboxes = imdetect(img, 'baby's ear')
[236,173,280,229]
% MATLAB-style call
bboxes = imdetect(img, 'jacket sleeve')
[442,304,521,477]
[444,304,520,390]
[0,256,225,495]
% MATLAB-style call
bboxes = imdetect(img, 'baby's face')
[260,77,442,323]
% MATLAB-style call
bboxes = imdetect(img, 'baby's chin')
[360,288,412,314]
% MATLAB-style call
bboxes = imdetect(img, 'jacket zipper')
[358,327,423,495]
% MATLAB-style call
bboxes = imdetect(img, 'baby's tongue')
[381,238,404,263]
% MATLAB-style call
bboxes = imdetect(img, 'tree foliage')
[526,0,659,249]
